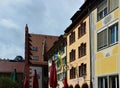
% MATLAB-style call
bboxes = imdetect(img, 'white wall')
[29,66,42,88]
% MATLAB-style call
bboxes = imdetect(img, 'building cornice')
[64,0,98,34]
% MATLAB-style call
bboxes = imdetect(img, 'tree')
[0,76,18,88]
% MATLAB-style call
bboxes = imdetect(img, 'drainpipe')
[88,3,93,88]
[89,1,98,88]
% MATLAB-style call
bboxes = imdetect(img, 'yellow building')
[92,0,120,88]
[64,1,92,87]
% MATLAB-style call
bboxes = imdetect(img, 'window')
[109,0,119,12]
[60,46,65,54]
[69,50,76,62]
[97,29,107,50]
[79,63,87,77]
[78,43,86,58]
[57,59,60,68]
[97,23,118,50]
[59,43,65,55]
[98,77,108,88]
[98,75,119,88]
[79,66,82,77]
[78,22,86,38]
[32,47,38,51]
[69,31,75,45]
[109,75,119,88]
[32,56,39,60]
[97,0,107,21]
[97,0,118,21]
[62,56,67,65]
[70,67,76,79]
[83,64,87,75]
[108,23,118,45]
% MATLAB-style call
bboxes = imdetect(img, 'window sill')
[70,78,76,80]
[97,42,118,52]
[79,75,86,78]
[78,54,86,59]
[78,33,86,39]
[69,41,75,46]
[70,59,75,62]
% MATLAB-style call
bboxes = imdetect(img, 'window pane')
[104,8,107,16]
[108,23,118,44]
[32,56,39,60]
[32,47,38,51]
[97,0,107,20]
[109,26,115,44]
[109,75,119,88]
[98,77,108,88]
[97,29,107,50]
[116,23,118,42]
[83,64,86,75]
[109,0,118,12]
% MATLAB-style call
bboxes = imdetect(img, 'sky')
[0,0,84,59]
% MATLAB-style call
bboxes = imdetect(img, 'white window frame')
[97,22,118,51]
[109,75,119,88]
[108,23,118,45]
[98,75,119,88]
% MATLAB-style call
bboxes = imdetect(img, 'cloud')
[0,43,24,59]
[0,19,19,29]
[0,0,84,59]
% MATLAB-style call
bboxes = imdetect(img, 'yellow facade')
[95,8,119,75]
[94,6,120,87]
[66,17,91,87]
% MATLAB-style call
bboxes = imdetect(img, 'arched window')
[78,43,86,58]
[70,67,76,79]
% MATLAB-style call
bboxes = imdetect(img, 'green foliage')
[0,76,18,88]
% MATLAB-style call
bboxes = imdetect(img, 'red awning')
[50,61,57,88]
[33,70,39,88]
[63,77,68,88]
[24,76,29,88]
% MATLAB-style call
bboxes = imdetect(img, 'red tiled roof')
[0,61,24,73]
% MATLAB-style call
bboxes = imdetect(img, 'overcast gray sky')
[0,0,84,59]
